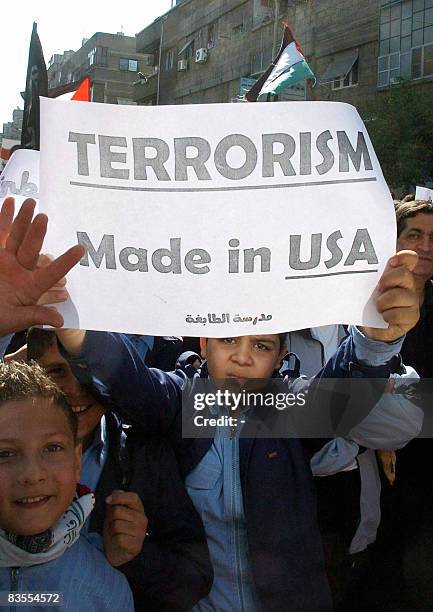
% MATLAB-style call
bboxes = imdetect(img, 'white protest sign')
[415,186,433,201]
[39,98,395,336]
[0,149,40,210]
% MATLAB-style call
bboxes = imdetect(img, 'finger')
[37,255,67,288]
[0,198,15,248]
[106,491,144,512]
[105,520,139,538]
[11,305,64,333]
[377,265,416,294]
[17,214,48,270]
[381,306,418,330]
[378,250,418,289]
[106,505,141,524]
[5,199,36,255]
[37,288,70,305]
[392,250,419,272]
[386,250,419,272]
[30,245,85,299]
[376,288,418,313]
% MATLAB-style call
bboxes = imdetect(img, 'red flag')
[49,77,91,101]
[71,77,91,101]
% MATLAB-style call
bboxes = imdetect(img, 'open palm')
[0,197,84,335]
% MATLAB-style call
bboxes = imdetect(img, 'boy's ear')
[199,337,208,359]
[74,443,83,483]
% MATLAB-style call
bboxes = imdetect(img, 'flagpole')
[307,79,317,101]
[272,0,279,59]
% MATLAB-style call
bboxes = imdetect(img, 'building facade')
[47,33,155,104]
[134,0,433,106]
[1,108,23,142]
[0,108,23,167]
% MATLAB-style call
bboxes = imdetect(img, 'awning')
[320,49,359,84]
[178,39,194,56]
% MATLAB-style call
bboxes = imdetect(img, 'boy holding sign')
[54,255,421,611]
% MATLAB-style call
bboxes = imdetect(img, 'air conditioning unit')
[195,48,208,64]
[177,59,188,71]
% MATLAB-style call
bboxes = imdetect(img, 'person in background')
[286,324,417,609]
[175,351,203,376]
[373,198,433,610]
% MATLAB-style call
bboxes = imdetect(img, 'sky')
[0,0,173,130]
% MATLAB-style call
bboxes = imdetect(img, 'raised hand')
[0,197,85,334]
[361,250,419,342]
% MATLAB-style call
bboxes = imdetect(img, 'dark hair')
[0,360,77,441]
[395,199,433,237]
[26,328,57,361]
[278,333,287,348]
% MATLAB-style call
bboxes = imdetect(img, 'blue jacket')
[0,535,133,612]
[64,331,414,612]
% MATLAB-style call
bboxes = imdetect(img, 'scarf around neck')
[0,484,94,567]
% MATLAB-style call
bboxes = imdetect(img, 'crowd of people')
[0,193,431,611]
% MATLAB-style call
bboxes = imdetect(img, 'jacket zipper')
[10,567,19,591]
[232,437,246,612]
[10,567,19,612]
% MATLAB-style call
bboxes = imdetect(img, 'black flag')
[21,22,48,150]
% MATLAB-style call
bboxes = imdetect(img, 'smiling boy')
[0,361,133,611]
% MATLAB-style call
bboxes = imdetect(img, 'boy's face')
[0,398,81,536]
[37,339,105,449]
[200,335,286,382]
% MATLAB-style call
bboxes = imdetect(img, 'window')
[332,60,359,89]
[251,48,273,75]
[185,40,195,60]
[232,23,245,36]
[377,52,401,86]
[119,58,138,72]
[411,41,433,76]
[379,0,433,85]
[164,50,174,71]
[207,22,218,49]
[87,47,108,67]
[142,54,154,66]
[87,48,96,66]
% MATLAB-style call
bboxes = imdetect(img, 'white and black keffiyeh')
[0,484,94,567]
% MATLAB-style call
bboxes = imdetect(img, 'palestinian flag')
[49,77,91,101]
[246,24,316,102]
